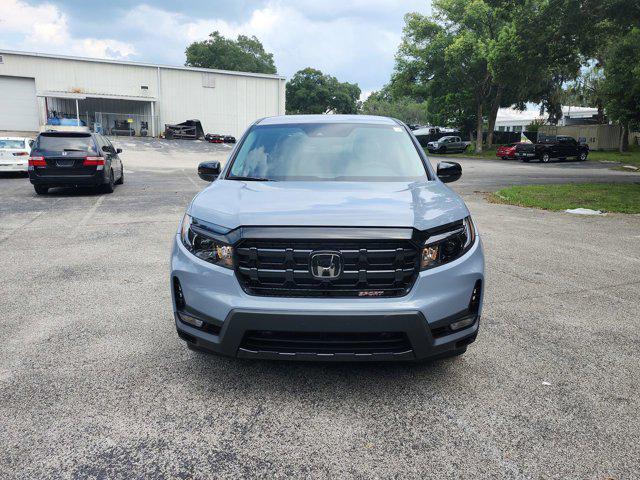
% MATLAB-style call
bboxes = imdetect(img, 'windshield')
[0,140,24,149]
[228,123,428,181]
[36,134,96,153]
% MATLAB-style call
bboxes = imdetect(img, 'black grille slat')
[241,331,412,354]
[235,238,420,298]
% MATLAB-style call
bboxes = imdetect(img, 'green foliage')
[285,68,361,115]
[576,0,640,60]
[360,93,429,125]
[493,183,640,214]
[390,0,593,151]
[527,118,547,133]
[515,1,584,122]
[393,3,518,152]
[588,145,640,168]
[185,31,276,74]
[602,28,640,130]
[391,12,479,132]
[563,67,606,123]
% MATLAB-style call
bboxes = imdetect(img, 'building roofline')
[37,90,158,102]
[0,49,286,81]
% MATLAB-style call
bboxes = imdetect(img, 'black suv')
[28,131,124,194]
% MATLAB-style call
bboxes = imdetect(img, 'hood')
[188,180,469,231]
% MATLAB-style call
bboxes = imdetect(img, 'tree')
[286,68,361,114]
[360,90,429,125]
[391,1,587,151]
[185,31,276,74]
[392,9,493,152]
[563,67,607,123]
[570,0,640,151]
[601,28,640,152]
[527,118,547,134]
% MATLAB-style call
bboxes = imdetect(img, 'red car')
[496,142,526,160]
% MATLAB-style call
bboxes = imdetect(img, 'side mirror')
[437,161,462,183]
[116,148,122,154]
[198,161,221,182]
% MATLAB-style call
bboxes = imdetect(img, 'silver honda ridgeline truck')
[170,115,484,361]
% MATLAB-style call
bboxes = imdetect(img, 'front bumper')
[171,234,485,361]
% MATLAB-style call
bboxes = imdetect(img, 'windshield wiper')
[228,175,273,181]
[62,148,86,152]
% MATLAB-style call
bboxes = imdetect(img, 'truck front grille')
[240,331,412,354]
[235,238,420,298]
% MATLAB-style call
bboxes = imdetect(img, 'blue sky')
[0,0,431,94]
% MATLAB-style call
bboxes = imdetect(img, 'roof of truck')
[258,115,400,126]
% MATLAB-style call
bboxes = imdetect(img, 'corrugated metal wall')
[0,52,285,137]
[0,54,158,99]
[158,69,284,137]
[539,124,622,150]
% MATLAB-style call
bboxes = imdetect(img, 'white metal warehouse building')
[0,50,286,138]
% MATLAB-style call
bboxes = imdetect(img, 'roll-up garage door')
[0,76,39,132]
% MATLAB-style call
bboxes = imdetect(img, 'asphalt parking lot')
[1,138,639,478]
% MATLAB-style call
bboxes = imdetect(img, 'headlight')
[180,214,234,269]
[420,216,476,270]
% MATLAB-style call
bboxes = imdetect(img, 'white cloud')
[78,39,136,59]
[0,0,430,90]
[120,1,420,89]
[0,0,136,59]
[360,90,374,102]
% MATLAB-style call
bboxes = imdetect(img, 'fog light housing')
[173,277,186,309]
[469,280,482,313]
[178,311,204,328]
[449,316,475,331]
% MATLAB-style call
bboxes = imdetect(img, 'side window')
[104,137,116,153]
[89,136,99,153]
[95,135,105,153]
[99,135,113,153]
